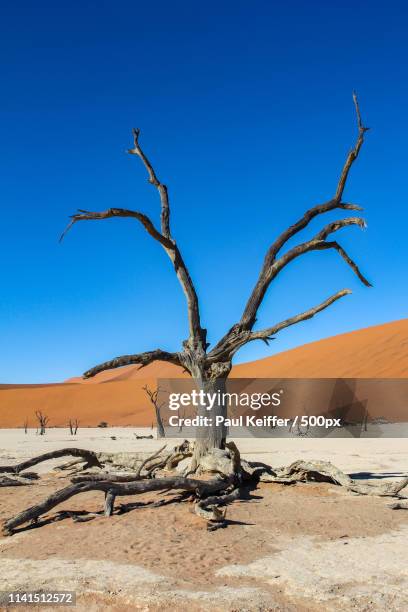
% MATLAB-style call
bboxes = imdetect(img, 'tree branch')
[212,215,370,360]
[126,129,205,345]
[208,289,351,361]
[128,128,171,238]
[83,349,182,379]
[60,208,172,247]
[249,289,351,345]
[61,131,206,350]
[0,448,101,474]
[3,475,230,534]
[270,217,370,286]
[335,91,369,202]
[237,93,369,331]
[260,201,362,265]
[318,241,372,287]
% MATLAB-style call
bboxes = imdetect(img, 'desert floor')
[1,428,408,611]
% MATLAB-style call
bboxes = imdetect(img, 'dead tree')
[68,418,79,435]
[178,408,186,433]
[143,385,165,438]
[61,93,371,467]
[35,411,49,435]
[23,419,28,434]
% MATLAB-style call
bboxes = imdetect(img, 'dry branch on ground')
[2,442,408,536]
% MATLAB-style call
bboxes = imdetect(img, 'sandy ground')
[1,429,408,610]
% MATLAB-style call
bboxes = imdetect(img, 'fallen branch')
[71,472,147,483]
[0,474,38,487]
[0,440,193,486]
[134,444,167,478]
[258,459,408,496]
[4,446,407,536]
[0,449,101,475]
[2,475,231,535]
[389,501,408,510]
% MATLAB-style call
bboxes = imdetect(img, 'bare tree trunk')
[192,376,228,466]
[35,411,49,435]
[68,419,79,435]
[155,406,165,438]
[142,385,166,439]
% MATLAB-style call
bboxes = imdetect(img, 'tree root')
[255,459,408,496]
[389,501,408,510]
[71,472,151,483]
[0,473,39,487]
[2,444,408,535]
[195,486,241,530]
[2,475,231,535]
[0,449,101,474]
[0,442,192,478]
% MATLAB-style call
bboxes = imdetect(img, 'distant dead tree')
[35,411,49,435]
[23,419,28,434]
[143,385,165,438]
[178,408,186,433]
[363,404,369,432]
[68,418,79,435]
[61,93,371,469]
[289,415,311,437]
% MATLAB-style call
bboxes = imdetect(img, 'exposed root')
[192,442,242,480]
[71,472,150,483]
[256,459,408,496]
[54,459,85,471]
[3,445,408,536]
[389,501,408,510]
[0,449,101,474]
[0,442,192,478]
[0,473,39,487]
[165,440,194,469]
[195,486,241,530]
[225,441,241,475]
[2,475,231,536]
[134,444,167,478]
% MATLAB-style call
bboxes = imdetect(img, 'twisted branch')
[128,128,170,238]
[210,212,371,360]
[60,208,171,247]
[2,475,230,535]
[0,448,101,474]
[61,130,206,377]
[83,349,181,379]
[236,92,369,333]
[248,290,351,346]
[208,289,351,361]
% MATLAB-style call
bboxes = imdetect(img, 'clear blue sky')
[1,1,407,383]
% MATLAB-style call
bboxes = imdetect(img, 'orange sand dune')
[0,319,407,427]
[233,318,408,379]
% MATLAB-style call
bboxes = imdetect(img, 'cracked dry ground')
[2,474,408,611]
